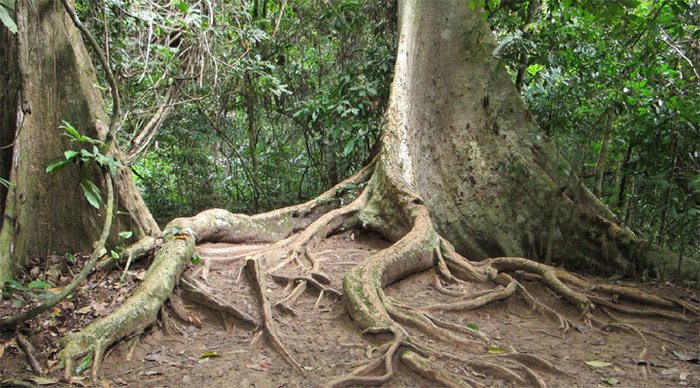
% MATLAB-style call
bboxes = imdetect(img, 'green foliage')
[0,0,17,34]
[75,0,393,220]
[46,121,122,209]
[0,176,14,189]
[190,254,201,265]
[489,0,700,266]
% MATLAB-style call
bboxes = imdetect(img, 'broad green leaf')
[27,280,50,290]
[75,353,93,375]
[63,150,79,160]
[46,159,71,174]
[60,121,83,142]
[527,63,545,76]
[343,138,355,156]
[191,254,202,265]
[488,346,506,354]
[464,323,480,332]
[602,377,619,385]
[176,1,189,13]
[585,361,612,368]
[80,179,103,209]
[118,231,133,239]
[0,2,17,34]
[110,250,120,260]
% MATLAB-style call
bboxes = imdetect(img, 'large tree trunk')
[0,0,159,281]
[52,0,697,385]
[378,0,679,276]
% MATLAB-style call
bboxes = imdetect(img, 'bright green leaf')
[602,377,620,385]
[60,121,83,142]
[200,351,220,359]
[27,280,50,290]
[0,177,15,188]
[191,254,202,265]
[465,323,480,332]
[46,159,71,174]
[118,231,133,239]
[75,353,93,375]
[80,179,103,209]
[488,346,506,354]
[63,150,79,160]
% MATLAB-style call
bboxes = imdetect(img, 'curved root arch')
[58,160,697,386]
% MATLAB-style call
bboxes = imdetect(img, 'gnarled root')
[55,159,697,386]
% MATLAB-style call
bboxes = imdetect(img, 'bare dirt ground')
[1,229,698,387]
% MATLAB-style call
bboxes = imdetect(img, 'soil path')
[1,230,698,387]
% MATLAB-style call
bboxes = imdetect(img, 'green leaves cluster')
[489,0,700,272]
[46,121,122,209]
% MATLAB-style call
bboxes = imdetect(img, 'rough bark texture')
[48,0,697,386]
[380,0,690,278]
[0,0,159,280]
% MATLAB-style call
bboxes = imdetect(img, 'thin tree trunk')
[244,72,260,211]
[514,0,539,92]
[593,110,615,198]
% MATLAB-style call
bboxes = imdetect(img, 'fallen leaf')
[661,368,678,375]
[672,350,699,363]
[91,301,108,316]
[200,351,221,359]
[585,360,612,368]
[140,370,161,376]
[680,372,688,381]
[601,377,619,385]
[144,352,170,363]
[75,353,93,376]
[575,325,591,334]
[77,305,92,314]
[246,354,272,371]
[29,376,59,385]
[488,346,506,354]
[187,315,202,327]
[464,323,480,332]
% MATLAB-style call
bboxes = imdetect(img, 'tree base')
[47,162,698,386]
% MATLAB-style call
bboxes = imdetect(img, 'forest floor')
[1,229,698,387]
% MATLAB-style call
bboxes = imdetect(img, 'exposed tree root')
[16,332,43,375]
[179,274,258,325]
[53,160,697,385]
[400,350,470,388]
[245,258,304,373]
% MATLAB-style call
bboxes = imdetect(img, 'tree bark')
[375,0,680,276]
[52,1,697,383]
[593,110,614,198]
[0,0,159,281]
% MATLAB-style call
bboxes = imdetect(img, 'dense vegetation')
[1,1,698,386]
[67,0,699,278]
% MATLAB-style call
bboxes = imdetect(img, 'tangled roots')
[55,161,697,385]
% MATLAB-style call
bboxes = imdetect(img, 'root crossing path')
[95,232,697,387]
[43,164,698,387]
